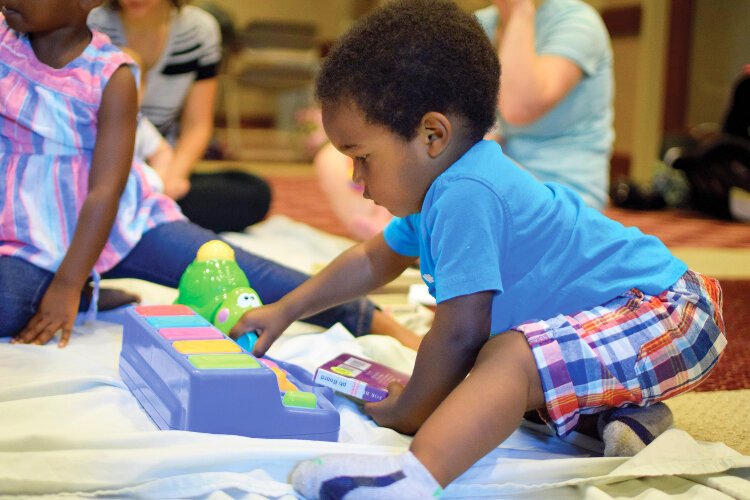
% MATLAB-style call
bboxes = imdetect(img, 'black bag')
[671,135,750,219]
[671,72,750,220]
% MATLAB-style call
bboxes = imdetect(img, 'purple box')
[119,305,339,441]
[314,354,410,402]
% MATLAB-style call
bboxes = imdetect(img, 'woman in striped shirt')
[89,0,272,233]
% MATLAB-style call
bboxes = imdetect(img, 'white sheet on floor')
[1,216,748,499]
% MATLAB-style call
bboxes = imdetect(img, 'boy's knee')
[479,330,532,367]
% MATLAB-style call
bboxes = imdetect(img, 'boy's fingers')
[363,399,386,418]
[229,313,253,339]
[251,331,274,357]
[386,382,405,395]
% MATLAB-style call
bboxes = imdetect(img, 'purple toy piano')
[119,304,339,441]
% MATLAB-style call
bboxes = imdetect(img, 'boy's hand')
[229,302,294,357]
[364,382,418,435]
[12,281,80,347]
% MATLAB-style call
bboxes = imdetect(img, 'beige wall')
[609,35,639,159]
[687,0,750,128]
[214,0,748,182]
[586,0,669,184]
[208,0,362,42]
[213,0,670,184]
[211,0,366,124]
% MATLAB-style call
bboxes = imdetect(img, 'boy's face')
[322,101,431,217]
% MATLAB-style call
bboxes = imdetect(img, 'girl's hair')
[107,0,185,9]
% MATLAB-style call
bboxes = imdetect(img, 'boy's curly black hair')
[316,0,500,142]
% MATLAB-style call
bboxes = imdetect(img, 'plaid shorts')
[514,269,726,437]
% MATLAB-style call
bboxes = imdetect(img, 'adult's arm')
[495,0,582,126]
[163,76,218,199]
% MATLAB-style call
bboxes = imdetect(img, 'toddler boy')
[230,1,726,498]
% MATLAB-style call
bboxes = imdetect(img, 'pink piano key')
[158,327,224,341]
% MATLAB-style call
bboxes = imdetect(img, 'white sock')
[291,450,443,499]
[599,402,674,457]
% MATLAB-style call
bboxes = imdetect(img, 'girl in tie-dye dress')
[0,1,418,349]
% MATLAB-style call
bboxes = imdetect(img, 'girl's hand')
[364,382,418,435]
[12,280,81,347]
[228,301,295,357]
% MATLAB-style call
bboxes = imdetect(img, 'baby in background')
[230,1,727,498]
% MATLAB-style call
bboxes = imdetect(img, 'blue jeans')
[0,220,373,337]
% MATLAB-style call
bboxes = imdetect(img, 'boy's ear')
[419,112,452,158]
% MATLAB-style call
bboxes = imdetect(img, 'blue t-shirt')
[384,141,686,334]
[475,0,614,209]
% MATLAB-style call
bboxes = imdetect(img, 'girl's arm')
[364,291,493,434]
[495,0,582,126]
[230,233,416,355]
[13,66,137,347]
[162,77,218,200]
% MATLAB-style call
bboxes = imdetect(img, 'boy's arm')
[365,290,493,434]
[14,66,137,347]
[231,233,416,355]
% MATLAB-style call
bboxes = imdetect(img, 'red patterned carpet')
[266,175,750,247]
[267,175,350,237]
[604,207,750,248]
[266,174,750,391]
[695,279,749,392]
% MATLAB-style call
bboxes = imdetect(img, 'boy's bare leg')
[371,309,423,350]
[411,330,545,486]
[290,331,541,498]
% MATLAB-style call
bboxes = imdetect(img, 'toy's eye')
[237,292,261,308]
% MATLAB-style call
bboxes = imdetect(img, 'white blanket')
[1,216,748,499]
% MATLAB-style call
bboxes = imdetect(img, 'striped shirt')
[88,6,222,142]
[0,16,183,274]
